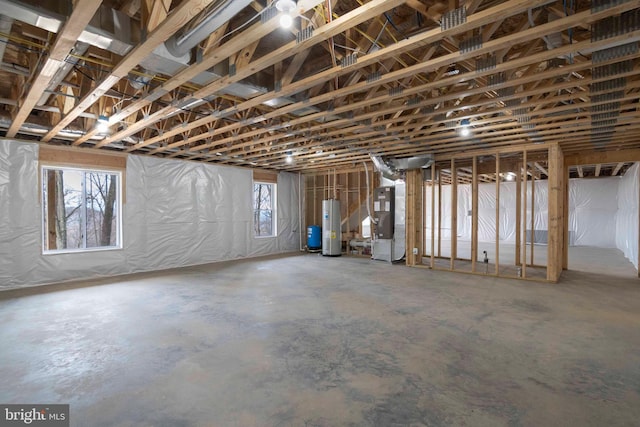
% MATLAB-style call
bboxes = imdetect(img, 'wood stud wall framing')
[303,144,639,283]
[304,168,379,253]
[406,143,564,282]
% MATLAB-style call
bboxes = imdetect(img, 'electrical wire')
[219,0,276,42]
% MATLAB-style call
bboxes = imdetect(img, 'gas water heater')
[322,199,341,256]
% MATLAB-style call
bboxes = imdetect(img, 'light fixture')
[459,118,471,137]
[285,150,293,164]
[280,13,293,28]
[97,115,109,133]
[505,172,516,181]
[276,0,296,28]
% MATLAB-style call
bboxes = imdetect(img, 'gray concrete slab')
[1,253,639,426]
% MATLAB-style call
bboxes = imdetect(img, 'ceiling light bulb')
[276,0,296,28]
[97,115,109,133]
[279,13,293,28]
[460,126,470,137]
[285,155,293,164]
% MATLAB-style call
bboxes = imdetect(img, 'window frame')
[253,181,277,238]
[40,165,124,255]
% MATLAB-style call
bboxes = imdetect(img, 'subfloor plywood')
[1,254,639,426]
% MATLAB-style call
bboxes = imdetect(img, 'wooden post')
[313,175,317,225]
[495,155,500,275]
[358,171,362,237]
[563,165,570,270]
[531,171,535,266]
[431,165,436,269]
[405,169,423,266]
[547,143,564,282]
[515,161,521,267]
[451,159,457,271]
[438,167,442,257]
[471,156,479,272]
[522,152,528,279]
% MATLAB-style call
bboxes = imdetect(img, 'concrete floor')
[425,240,638,279]
[1,254,639,426]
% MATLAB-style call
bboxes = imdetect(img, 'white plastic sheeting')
[616,163,639,269]
[426,176,631,249]
[569,177,619,247]
[426,181,548,243]
[0,139,302,288]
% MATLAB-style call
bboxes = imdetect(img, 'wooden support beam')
[515,161,522,267]
[451,160,457,271]
[612,162,624,176]
[143,0,172,33]
[534,162,548,176]
[406,169,423,266]
[471,156,479,273]
[120,0,561,153]
[565,149,640,166]
[495,155,500,275]
[563,164,570,270]
[431,165,436,269]
[522,153,528,279]
[42,0,218,143]
[595,164,602,177]
[547,144,564,282]
[577,165,584,178]
[530,169,535,267]
[438,167,442,258]
[5,0,102,138]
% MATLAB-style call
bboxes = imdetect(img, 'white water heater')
[322,199,341,256]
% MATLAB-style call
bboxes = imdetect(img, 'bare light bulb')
[460,126,470,137]
[285,155,293,164]
[96,115,109,133]
[279,13,293,28]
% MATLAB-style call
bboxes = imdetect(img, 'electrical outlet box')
[412,247,418,255]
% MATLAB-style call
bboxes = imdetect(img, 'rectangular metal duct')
[591,42,638,63]
[590,77,627,93]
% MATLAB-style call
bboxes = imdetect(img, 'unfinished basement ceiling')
[1,0,640,171]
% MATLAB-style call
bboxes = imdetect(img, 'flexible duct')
[164,0,253,57]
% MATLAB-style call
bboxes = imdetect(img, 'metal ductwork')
[371,154,434,180]
[0,113,104,141]
[0,0,339,124]
[164,0,253,57]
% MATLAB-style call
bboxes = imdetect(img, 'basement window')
[253,182,276,237]
[42,167,122,253]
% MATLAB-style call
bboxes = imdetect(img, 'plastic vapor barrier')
[569,177,619,248]
[426,181,548,243]
[616,163,639,269]
[0,140,302,289]
[426,176,634,255]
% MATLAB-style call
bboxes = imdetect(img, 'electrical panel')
[374,187,394,239]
